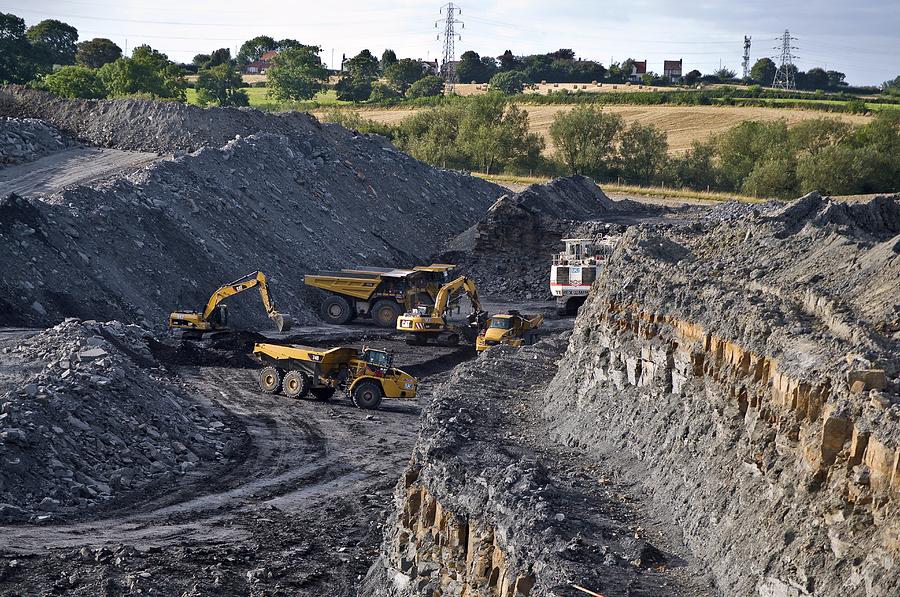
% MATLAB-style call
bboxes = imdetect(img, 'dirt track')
[0,148,163,198]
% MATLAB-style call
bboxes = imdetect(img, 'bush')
[489,71,528,95]
[320,108,394,137]
[41,65,106,99]
[196,64,248,107]
[406,75,444,99]
[368,82,400,103]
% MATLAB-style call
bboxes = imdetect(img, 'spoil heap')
[440,176,659,298]
[546,192,900,595]
[0,320,241,522]
[0,88,501,328]
[0,117,74,165]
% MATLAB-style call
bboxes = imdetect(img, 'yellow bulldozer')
[252,343,417,410]
[304,264,455,328]
[396,275,487,346]
[475,311,544,352]
[168,271,292,335]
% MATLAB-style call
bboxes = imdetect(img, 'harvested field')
[337,104,872,153]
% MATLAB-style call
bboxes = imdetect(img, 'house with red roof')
[245,50,279,74]
[664,59,683,82]
[628,60,647,82]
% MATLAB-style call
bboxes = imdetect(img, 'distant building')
[245,50,279,74]
[421,59,440,75]
[663,59,683,82]
[628,60,647,82]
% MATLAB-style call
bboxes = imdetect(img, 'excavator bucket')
[272,312,293,332]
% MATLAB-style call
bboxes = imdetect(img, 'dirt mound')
[0,117,74,165]
[440,176,660,298]
[0,320,241,523]
[0,93,502,329]
[544,192,900,595]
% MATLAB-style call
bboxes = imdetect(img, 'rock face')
[441,176,660,298]
[0,88,502,328]
[545,193,900,595]
[0,117,74,165]
[0,320,240,522]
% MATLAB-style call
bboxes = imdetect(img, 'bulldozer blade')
[272,313,293,332]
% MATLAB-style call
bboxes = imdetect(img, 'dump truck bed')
[253,343,359,366]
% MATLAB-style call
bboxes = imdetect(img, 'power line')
[772,29,798,89]
[436,3,463,87]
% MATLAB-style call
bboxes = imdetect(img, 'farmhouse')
[628,60,647,82]
[245,50,278,74]
[664,59,683,82]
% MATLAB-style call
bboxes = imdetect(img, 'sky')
[8,0,899,85]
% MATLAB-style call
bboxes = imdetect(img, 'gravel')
[0,117,74,166]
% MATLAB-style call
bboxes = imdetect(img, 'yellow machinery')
[396,276,487,346]
[252,343,417,409]
[168,271,292,334]
[304,264,456,328]
[475,311,544,352]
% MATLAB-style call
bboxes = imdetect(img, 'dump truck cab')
[304,264,455,328]
[475,311,544,352]
[252,342,417,410]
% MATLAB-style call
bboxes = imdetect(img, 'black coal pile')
[0,320,241,522]
[0,117,74,165]
[439,175,660,298]
[0,89,502,329]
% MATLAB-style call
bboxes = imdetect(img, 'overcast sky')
[10,0,899,85]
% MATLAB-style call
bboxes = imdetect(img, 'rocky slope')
[0,117,75,165]
[0,88,502,328]
[544,192,900,596]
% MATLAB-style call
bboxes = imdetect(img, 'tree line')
[325,99,900,198]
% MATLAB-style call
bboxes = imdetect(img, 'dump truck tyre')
[310,387,336,401]
[258,366,282,394]
[321,295,353,325]
[352,381,383,410]
[282,370,311,399]
[371,300,401,328]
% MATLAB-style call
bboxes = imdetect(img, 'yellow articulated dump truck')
[475,311,544,352]
[252,343,417,410]
[304,264,455,328]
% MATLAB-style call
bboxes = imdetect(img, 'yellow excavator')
[168,271,292,335]
[396,276,487,346]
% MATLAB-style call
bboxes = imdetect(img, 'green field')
[185,87,345,110]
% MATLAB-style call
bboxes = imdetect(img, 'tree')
[208,48,232,68]
[804,67,829,91]
[715,120,790,191]
[826,70,846,89]
[750,58,776,86]
[489,71,527,95]
[882,75,900,95]
[369,81,400,102]
[384,58,426,93]
[789,118,852,156]
[98,45,185,100]
[549,105,622,176]
[497,50,518,71]
[196,63,248,106]
[276,39,304,51]
[380,49,397,71]
[683,69,701,85]
[714,67,736,82]
[617,122,669,183]
[457,50,487,83]
[237,35,277,67]
[457,94,541,174]
[26,19,78,66]
[741,156,797,198]
[0,13,38,84]
[335,49,380,101]
[549,48,575,60]
[41,65,106,99]
[75,38,121,68]
[266,45,327,100]
[406,75,444,98]
[395,104,466,168]
[193,54,211,69]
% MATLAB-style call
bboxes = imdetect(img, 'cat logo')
[308,353,322,362]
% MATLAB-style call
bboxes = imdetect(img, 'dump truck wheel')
[321,295,353,325]
[282,370,311,399]
[258,366,282,394]
[371,300,401,328]
[310,387,336,401]
[352,381,383,410]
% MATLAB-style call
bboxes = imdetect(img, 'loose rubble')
[0,117,74,166]
[0,320,242,522]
